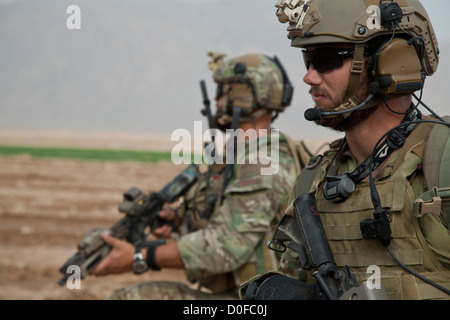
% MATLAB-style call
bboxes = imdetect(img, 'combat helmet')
[208,51,294,130]
[275,0,439,126]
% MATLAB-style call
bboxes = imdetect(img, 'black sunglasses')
[302,47,356,73]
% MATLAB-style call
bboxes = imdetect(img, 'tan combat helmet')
[208,52,294,129]
[275,0,439,125]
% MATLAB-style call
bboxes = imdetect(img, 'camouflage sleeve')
[177,138,297,281]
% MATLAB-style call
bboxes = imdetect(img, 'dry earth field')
[0,129,327,300]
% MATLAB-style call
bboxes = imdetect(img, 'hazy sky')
[0,0,448,143]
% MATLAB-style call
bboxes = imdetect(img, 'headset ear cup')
[374,38,424,97]
[282,82,294,106]
[271,55,294,108]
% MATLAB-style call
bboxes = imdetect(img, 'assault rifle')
[58,163,200,286]
[267,192,388,300]
[199,80,217,157]
[200,80,214,132]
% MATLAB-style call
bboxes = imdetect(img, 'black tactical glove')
[244,273,315,300]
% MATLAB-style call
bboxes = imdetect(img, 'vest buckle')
[414,196,442,217]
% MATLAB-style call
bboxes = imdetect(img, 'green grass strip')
[0,145,174,163]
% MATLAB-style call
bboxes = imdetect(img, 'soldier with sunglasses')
[240,0,450,300]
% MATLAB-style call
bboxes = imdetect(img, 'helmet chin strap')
[325,43,381,129]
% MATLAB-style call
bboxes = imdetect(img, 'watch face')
[133,260,148,274]
[133,252,148,274]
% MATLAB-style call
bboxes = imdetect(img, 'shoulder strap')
[413,116,450,230]
[423,116,450,229]
[287,139,341,204]
[390,119,434,174]
[287,155,324,203]
[423,116,450,190]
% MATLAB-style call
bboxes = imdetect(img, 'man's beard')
[313,71,377,132]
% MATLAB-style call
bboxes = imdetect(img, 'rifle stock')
[58,163,200,286]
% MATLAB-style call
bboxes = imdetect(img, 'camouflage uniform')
[108,132,299,300]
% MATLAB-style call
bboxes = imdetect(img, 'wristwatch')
[132,246,148,275]
[132,239,166,274]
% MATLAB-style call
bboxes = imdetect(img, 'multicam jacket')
[176,132,302,294]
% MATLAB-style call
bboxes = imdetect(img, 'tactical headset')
[270,55,294,108]
[371,1,427,98]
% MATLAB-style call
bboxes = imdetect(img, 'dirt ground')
[0,129,196,300]
[0,129,327,300]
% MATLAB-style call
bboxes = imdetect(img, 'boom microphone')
[304,108,324,121]
[303,92,376,121]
